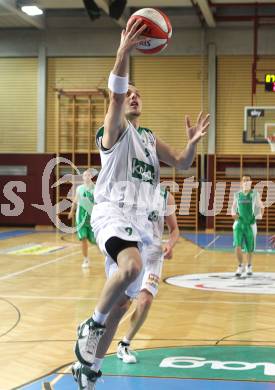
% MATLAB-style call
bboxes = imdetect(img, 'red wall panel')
[0,154,55,226]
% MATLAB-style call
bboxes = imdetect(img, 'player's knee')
[124,264,141,282]
[121,257,142,282]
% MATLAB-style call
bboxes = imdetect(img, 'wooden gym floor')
[0,228,275,389]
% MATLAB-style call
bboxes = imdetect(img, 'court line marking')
[48,365,71,388]
[1,295,275,306]
[194,235,221,258]
[0,250,81,281]
[2,338,275,344]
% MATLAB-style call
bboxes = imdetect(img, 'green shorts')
[233,221,256,253]
[76,224,96,244]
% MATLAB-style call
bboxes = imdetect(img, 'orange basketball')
[128,8,172,54]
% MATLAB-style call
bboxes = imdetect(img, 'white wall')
[1,26,275,57]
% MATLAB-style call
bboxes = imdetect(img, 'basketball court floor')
[1,228,275,390]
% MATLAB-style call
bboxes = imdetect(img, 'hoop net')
[266,135,275,152]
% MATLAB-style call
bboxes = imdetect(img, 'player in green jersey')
[231,175,264,277]
[68,170,96,268]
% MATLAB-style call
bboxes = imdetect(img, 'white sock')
[83,257,89,262]
[122,336,131,345]
[92,309,108,325]
[91,357,103,372]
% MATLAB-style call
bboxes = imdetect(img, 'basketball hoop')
[266,135,275,151]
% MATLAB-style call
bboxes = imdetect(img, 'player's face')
[125,85,142,118]
[82,171,92,184]
[242,176,252,191]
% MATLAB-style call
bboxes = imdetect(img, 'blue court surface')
[19,374,275,390]
[182,232,275,253]
[0,229,36,241]
[19,345,275,390]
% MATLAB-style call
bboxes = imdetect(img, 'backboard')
[243,106,275,143]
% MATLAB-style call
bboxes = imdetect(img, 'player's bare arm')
[163,193,180,259]
[156,112,210,169]
[231,197,239,220]
[257,192,265,218]
[68,193,78,220]
[103,20,147,149]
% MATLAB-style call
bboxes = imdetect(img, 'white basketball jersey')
[148,188,168,243]
[94,121,160,214]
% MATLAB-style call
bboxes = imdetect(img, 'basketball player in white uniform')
[73,190,178,384]
[73,18,209,389]
[116,189,179,363]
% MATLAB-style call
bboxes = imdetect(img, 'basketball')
[128,8,172,54]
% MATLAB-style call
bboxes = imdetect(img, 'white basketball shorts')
[91,202,154,257]
[140,243,164,297]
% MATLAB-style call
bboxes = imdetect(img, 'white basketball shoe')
[82,258,90,268]
[72,361,102,390]
[117,341,137,364]
[235,265,245,277]
[75,318,106,365]
[246,264,253,277]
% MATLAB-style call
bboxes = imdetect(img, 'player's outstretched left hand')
[163,243,173,259]
[185,112,210,145]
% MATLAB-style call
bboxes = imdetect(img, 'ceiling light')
[21,5,43,16]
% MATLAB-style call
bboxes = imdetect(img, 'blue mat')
[20,374,274,390]
[0,230,35,241]
[182,233,273,252]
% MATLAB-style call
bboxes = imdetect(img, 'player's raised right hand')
[118,19,147,55]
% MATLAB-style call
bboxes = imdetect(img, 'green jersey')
[236,191,255,225]
[76,184,95,227]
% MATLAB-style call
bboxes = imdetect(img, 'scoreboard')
[265,74,275,92]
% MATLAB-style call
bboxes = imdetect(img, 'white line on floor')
[0,250,81,281]
[0,294,98,300]
[194,235,221,258]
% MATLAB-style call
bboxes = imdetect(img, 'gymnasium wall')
[0,154,55,226]
[0,26,275,155]
[1,27,275,57]
[47,57,115,152]
[1,27,275,229]
[0,58,38,152]
[0,53,274,155]
[217,56,275,154]
[132,56,208,153]
[46,56,208,153]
